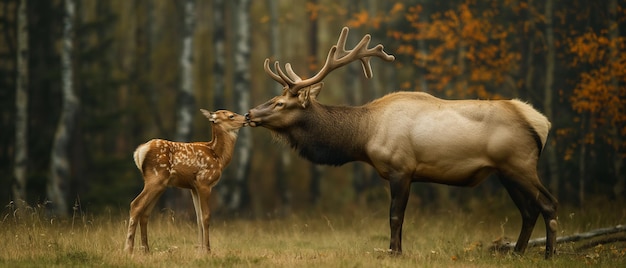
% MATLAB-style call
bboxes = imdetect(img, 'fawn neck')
[208,126,238,166]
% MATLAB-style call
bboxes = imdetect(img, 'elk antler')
[264,27,395,95]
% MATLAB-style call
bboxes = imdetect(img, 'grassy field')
[1,199,624,267]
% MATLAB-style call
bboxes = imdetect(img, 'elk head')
[245,27,395,129]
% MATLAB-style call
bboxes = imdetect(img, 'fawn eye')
[229,115,234,119]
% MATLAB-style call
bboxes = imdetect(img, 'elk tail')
[133,141,152,174]
[510,100,552,156]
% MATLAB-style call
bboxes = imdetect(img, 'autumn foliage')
[388,2,522,99]
[569,30,626,151]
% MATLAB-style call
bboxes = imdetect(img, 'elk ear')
[297,82,324,108]
[309,82,323,99]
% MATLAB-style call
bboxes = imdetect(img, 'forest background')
[1,0,624,219]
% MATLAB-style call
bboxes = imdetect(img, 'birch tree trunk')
[166,0,196,212]
[543,0,560,199]
[226,0,252,212]
[176,0,196,142]
[13,0,28,205]
[48,0,78,217]
[212,0,225,109]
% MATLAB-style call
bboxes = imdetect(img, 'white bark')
[212,0,225,109]
[176,0,196,142]
[228,0,252,211]
[48,0,78,216]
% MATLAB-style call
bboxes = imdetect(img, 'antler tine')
[274,62,297,87]
[358,44,395,78]
[334,27,350,57]
[264,58,288,88]
[285,63,303,82]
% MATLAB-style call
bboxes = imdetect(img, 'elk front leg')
[388,176,412,255]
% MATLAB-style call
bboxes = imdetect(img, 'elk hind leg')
[126,183,165,253]
[500,177,540,254]
[190,189,204,250]
[536,183,558,258]
[125,185,157,253]
[197,185,213,252]
[501,173,558,258]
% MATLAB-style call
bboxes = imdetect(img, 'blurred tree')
[267,0,293,214]
[13,0,28,205]
[176,0,196,143]
[48,0,77,217]
[213,0,225,110]
[165,0,197,211]
[345,2,367,203]
[543,0,560,198]
[307,0,323,206]
[606,0,624,200]
[135,0,166,137]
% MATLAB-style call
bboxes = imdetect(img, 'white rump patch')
[133,142,152,171]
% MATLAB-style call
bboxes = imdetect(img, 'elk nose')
[244,113,250,121]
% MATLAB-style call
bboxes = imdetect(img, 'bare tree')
[48,0,78,216]
[135,0,166,137]
[608,0,624,200]
[13,0,28,205]
[543,0,560,199]
[307,0,322,206]
[266,0,292,214]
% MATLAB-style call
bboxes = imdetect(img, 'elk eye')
[276,102,284,107]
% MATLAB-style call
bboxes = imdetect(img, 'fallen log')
[490,224,626,252]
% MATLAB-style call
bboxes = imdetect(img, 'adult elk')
[124,110,247,253]
[246,27,558,258]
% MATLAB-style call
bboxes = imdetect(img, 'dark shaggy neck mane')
[273,103,370,166]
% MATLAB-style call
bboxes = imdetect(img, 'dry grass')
[1,200,625,267]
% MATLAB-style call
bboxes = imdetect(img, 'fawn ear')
[200,109,216,122]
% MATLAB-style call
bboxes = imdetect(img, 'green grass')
[1,200,624,267]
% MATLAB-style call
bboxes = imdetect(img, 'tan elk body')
[124,109,247,253]
[246,27,558,258]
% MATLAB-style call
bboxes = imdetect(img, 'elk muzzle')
[244,112,260,127]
